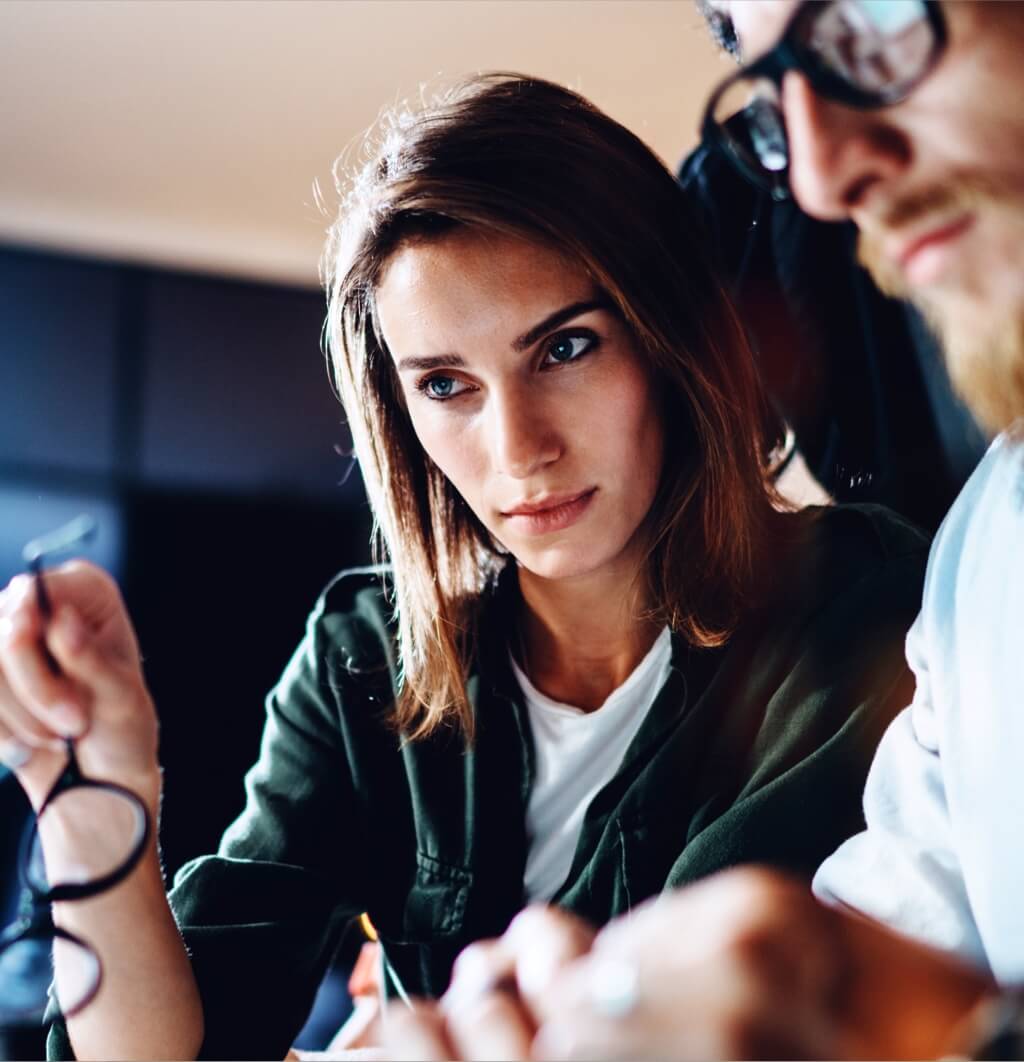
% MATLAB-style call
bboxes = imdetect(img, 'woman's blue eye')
[418,375,467,401]
[545,334,593,364]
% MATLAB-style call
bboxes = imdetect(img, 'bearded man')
[382,4,1024,1059]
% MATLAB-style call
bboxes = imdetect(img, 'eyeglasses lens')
[0,788,146,1023]
[796,0,934,96]
[713,0,934,187]
[26,787,148,896]
[711,77,788,178]
[0,934,99,1025]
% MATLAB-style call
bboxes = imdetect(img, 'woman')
[0,75,926,1060]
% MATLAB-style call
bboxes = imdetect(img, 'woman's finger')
[446,983,534,1061]
[0,715,33,771]
[0,600,85,738]
[0,666,66,750]
[444,939,514,1012]
[503,905,595,1021]
[382,1000,456,1062]
[46,606,137,709]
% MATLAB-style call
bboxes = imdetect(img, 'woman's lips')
[502,488,597,535]
[898,214,975,287]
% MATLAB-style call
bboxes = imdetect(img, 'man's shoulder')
[923,430,1024,623]
[931,432,1024,566]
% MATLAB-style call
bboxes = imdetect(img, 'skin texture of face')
[723,1,1024,431]
[375,229,665,595]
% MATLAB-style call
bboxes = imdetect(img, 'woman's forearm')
[54,788,204,1061]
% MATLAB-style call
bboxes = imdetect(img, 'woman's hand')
[0,559,160,810]
[382,906,595,1061]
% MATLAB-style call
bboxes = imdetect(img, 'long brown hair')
[323,74,786,740]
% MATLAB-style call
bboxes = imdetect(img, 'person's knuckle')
[722,869,807,932]
[7,574,31,597]
[507,904,565,944]
[716,1005,771,1059]
[452,987,505,1028]
[453,940,486,971]
[62,559,118,599]
[0,706,55,747]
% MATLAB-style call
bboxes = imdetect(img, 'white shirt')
[512,627,673,903]
[813,431,1024,982]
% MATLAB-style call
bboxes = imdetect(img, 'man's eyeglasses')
[701,0,947,200]
[0,517,151,1026]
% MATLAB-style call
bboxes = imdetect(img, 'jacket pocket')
[400,850,473,939]
[375,852,474,999]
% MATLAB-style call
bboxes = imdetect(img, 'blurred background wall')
[0,1,725,1050]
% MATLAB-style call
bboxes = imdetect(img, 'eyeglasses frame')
[700,0,948,200]
[0,517,152,1024]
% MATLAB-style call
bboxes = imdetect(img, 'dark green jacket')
[50,505,927,1060]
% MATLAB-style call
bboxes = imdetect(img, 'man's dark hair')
[695,0,741,60]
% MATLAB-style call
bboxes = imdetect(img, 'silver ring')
[586,957,640,1018]
[0,738,32,770]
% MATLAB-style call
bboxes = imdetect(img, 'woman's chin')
[512,542,623,584]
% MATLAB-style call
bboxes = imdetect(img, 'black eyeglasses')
[701,0,947,200]
[0,517,151,1027]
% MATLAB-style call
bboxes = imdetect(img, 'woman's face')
[375,229,665,585]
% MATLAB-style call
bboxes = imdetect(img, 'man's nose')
[783,71,911,221]
[490,391,561,480]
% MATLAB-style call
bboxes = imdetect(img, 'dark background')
[0,243,373,1052]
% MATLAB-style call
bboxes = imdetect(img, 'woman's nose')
[783,70,911,221]
[489,392,562,480]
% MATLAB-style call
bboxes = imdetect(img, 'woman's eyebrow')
[394,297,613,373]
[512,297,613,351]
[396,352,467,373]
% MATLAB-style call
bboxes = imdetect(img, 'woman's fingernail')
[0,610,29,646]
[0,738,32,770]
[56,609,85,653]
[533,1024,576,1061]
[518,948,556,999]
[50,702,85,736]
[443,951,502,1015]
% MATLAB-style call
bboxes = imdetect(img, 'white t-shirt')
[511,626,673,903]
[813,431,1024,982]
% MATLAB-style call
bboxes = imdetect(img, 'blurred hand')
[0,560,159,809]
[382,905,595,1061]
[533,868,993,1061]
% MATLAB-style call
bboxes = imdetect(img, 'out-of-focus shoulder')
[934,431,1024,545]
[924,430,1024,598]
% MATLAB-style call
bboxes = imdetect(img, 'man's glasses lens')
[796,0,936,98]
[710,77,789,185]
[707,0,938,195]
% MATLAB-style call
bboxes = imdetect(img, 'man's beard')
[858,176,1024,435]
